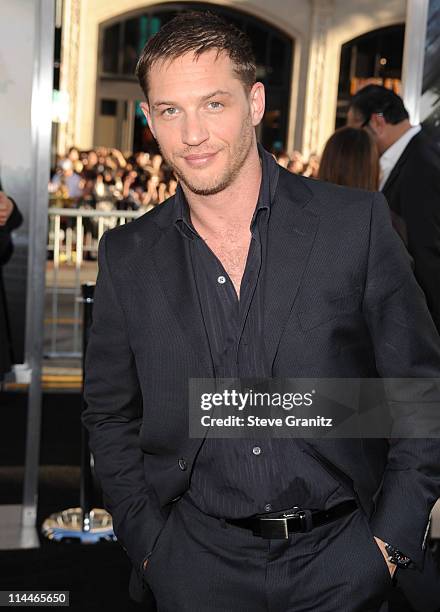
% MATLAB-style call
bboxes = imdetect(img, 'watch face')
[385,544,411,568]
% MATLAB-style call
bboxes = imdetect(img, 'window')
[100,100,117,116]
[336,25,405,128]
[98,4,294,151]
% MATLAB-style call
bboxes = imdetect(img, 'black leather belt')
[224,499,357,539]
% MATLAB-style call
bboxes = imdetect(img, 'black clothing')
[139,492,393,612]
[0,182,23,378]
[382,129,440,333]
[172,148,272,381]
[83,149,440,611]
[174,148,352,518]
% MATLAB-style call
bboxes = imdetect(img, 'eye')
[207,101,223,110]
[162,107,178,116]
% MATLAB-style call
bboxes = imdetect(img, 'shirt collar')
[173,143,279,239]
[379,124,421,189]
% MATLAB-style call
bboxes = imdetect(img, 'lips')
[182,151,218,166]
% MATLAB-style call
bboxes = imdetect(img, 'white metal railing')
[46,207,144,359]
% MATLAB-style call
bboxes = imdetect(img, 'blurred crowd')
[48,146,321,212]
[46,83,440,342]
[49,147,178,214]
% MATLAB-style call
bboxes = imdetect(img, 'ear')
[370,113,386,134]
[140,101,156,139]
[249,82,265,127]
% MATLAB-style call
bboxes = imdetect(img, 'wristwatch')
[384,542,412,568]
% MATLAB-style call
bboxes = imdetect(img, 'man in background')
[348,85,440,334]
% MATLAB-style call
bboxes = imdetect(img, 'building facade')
[58,0,407,157]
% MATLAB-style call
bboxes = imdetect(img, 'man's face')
[141,50,264,196]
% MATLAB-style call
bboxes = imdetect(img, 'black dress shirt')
[173,145,353,519]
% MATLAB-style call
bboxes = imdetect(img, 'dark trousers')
[143,493,392,612]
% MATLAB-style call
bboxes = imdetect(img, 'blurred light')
[52,89,69,124]
[380,57,387,65]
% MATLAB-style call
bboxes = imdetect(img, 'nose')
[181,111,209,147]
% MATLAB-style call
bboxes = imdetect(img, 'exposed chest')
[204,233,252,298]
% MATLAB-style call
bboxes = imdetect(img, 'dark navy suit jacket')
[382,129,440,334]
[82,164,440,610]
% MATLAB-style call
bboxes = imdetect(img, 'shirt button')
[252,446,262,455]
[217,275,226,284]
[178,458,187,471]
[264,504,272,512]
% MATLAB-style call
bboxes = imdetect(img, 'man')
[82,12,440,612]
[0,183,22,380]
[49,158,83,200]
[347,85,440,334]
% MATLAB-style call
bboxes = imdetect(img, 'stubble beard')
[158,111,255,196]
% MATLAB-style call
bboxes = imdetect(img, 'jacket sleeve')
[0,198,22,265]
[363,192,440,569]
[82,230,166,575]
[5,198,23,232]
[401,163,440,333]
[0,231,12,266]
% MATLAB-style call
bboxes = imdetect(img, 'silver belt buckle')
[259,507,307,539]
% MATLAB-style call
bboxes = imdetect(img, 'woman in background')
[318,126,379,191]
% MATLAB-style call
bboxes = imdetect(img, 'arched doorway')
[95,3,294,153]
[336,24,405,128]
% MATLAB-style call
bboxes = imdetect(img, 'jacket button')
[178,458,187,471]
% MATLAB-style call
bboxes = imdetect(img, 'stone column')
[302,0,334,158]
[57,0,81,155]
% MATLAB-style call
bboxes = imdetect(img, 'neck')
[180,143,262,238]
[381,120,413,154]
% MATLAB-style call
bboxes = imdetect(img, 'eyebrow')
[152,90,232,109]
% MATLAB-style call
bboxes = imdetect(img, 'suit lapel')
[151,221,214,377]
[263,171,320,372]
[150,169,320,378]
[381,132,418,196]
